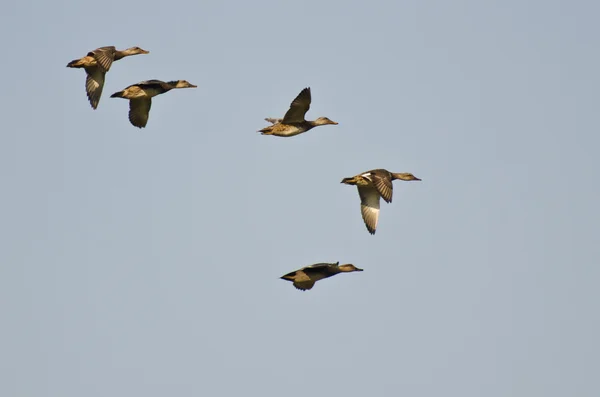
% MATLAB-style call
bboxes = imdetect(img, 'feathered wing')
[135,80,168,90]
[368,172,394,203]
[283,270,316,291]
[91,46,116,72]
[302,263,338,278]
[265,117,282,124]
[293,279,316,291]
[84,66,106,109]
[303,262,338,270]
[358,185,381,235]
[282,87,311,124]
[128,98,152,128]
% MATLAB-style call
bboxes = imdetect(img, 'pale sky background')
[1,0,599,396]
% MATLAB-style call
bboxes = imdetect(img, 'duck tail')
[259,126,273,135]
[66,58,84,68]
[110,91,125,98]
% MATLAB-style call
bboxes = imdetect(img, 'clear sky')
[1,0,599,396]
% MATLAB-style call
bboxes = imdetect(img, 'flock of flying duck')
[67,45,422,291]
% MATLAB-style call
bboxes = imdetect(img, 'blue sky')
[1,0,599,396]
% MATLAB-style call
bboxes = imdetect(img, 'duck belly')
[273,125,304,137]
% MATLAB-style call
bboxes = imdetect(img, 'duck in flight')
[280,262,363,291]
[341,169,421,235]
[259,87,338,137]
[67,46,149,109]
[110,80,197,128]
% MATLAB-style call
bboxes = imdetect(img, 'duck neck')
[114,51,128,61]
[114,49,138,60]
[391,172,411,181]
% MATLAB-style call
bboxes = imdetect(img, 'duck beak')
[355,267,364,271]
[142,50,150,54]
[414,177,422,181]
[189,84,198,88]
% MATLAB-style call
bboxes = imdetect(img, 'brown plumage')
[259,87,338,137]
[110,80,197,128]
[341,169,421,235]
[280,262,363,291]
[67,46,149,109]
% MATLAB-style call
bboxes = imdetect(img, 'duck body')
[67,46,149,109]
[341,169,421,234]
[280,262,363,291]
[111,80,174,99]
[260,120,318,137]
[259,87,338,137]
[110,80,197,128]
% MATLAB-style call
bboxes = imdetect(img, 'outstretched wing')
[128,98,152,128]
[358,185,381,234]
[293,280,316,291]
[368,172,394,203]
[282,87,311,124]
[84,66,106,109]
[302,262,338,277]
[135,80,167,89]
[91,46,116,72]
[283,270,316,291]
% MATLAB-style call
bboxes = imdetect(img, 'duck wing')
[135,80,167,89]
[358,185,381,235]
[293,280,315,291]
[368,172,394,203]
[91,46,116,72]
[302,262,339,277]
[128,98,152,128]
[84,66,106,109]
[282,87,311,124]
[283,270,316,291]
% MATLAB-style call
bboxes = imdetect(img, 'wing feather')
[91,46,116,72]
[128,98,152,128]
[358,185,381,234]
[84,66,106,109]
[282,87,311,124]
